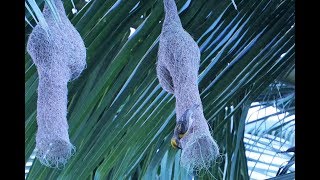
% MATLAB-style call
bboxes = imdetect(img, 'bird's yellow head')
[171,137,181,149]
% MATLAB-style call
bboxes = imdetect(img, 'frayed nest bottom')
[180,133,219,173]
[35,139,76,169]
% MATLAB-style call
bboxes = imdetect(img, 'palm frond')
[25,0,295,179]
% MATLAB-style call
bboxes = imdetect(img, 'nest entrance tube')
[27,0,86,168]
[179,120,220,172]
[157,0,219,173]
[35,139,76,168]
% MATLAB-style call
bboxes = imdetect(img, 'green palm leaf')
[25,0,295,179]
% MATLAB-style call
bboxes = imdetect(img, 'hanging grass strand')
[27,0,86,168]
[157,0,219,172]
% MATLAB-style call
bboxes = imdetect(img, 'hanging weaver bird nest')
[27,0,86,168]
[157,0,220,172]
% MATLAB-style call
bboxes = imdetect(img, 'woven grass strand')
[157,0,219,172]
[27,0,86,168]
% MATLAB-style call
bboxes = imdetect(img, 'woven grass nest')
[157,0,220,172]
[27,0,86,168]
